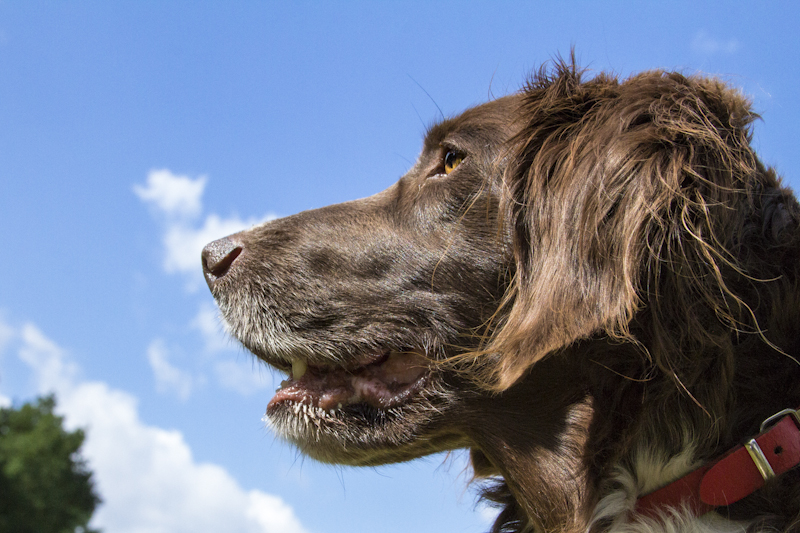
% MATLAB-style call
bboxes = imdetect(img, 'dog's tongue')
[269,352,428,411]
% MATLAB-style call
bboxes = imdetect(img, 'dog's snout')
[202,237,243,287]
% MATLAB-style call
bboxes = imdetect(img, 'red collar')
[634,408,800,518]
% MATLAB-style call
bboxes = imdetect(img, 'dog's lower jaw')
[264,379,471,466]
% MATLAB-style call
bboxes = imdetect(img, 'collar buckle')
[635,405,800,518]
[745,408,800,482]
[760,408,800,433]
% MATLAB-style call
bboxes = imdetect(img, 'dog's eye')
[444,151,464,175]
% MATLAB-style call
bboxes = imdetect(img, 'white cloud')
[0,313,13,356]
[65,382,307,533]
[164,212,266,277]
[191,304,273,395]
[18,323,79,393]
[134,169,277,291]
[247,492,309,533]
[691,30,739,56]
[146,340,198,401]
[8,320,309,533]
[134,169,279,394]
[134,169,208,220]
[0,317,18,407]
[215,359,272,396]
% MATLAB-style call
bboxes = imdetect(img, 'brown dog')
[202,61,800,532]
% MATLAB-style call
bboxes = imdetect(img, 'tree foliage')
[0,395,101,533]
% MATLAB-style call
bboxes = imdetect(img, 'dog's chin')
[259,350,466,466]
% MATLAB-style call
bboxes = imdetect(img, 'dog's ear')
[479,64,767,391]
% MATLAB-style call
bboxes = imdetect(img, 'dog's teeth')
[292,359,308,379]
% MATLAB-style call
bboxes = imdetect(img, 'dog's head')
[202,93,524,465]
[202,63,800,475]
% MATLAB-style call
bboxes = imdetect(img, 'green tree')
[0,395,101,533]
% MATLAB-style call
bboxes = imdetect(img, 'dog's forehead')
[423,94,521,150]
[456,94,520,125]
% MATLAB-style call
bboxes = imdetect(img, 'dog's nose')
[201,237,243,288]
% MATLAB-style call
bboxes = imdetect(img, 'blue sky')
[1,2,798,532]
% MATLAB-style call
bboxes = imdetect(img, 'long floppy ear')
[479,62,765,391]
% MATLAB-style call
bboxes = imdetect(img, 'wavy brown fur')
[472,61,800,532]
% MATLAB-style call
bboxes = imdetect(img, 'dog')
[202,60,800,532]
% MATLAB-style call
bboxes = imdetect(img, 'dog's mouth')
[261,346,466,465]
[267,350,430,415]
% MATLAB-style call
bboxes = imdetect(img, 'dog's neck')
[464,355,596,533]
[463,338,800,533]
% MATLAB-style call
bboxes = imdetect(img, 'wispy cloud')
[135,169,280,396]
[146,340,200,401]
[134,169,207,220]
[163,212,261,279]
[2,316,309,533]
[0,312,14,357]
[18,323,79,393]
[134,169,277,291]
[691,30,739,56]
[191,304,272,395]
[192,302,233,353]
[0,314,16,407]
[214,359,272,396]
